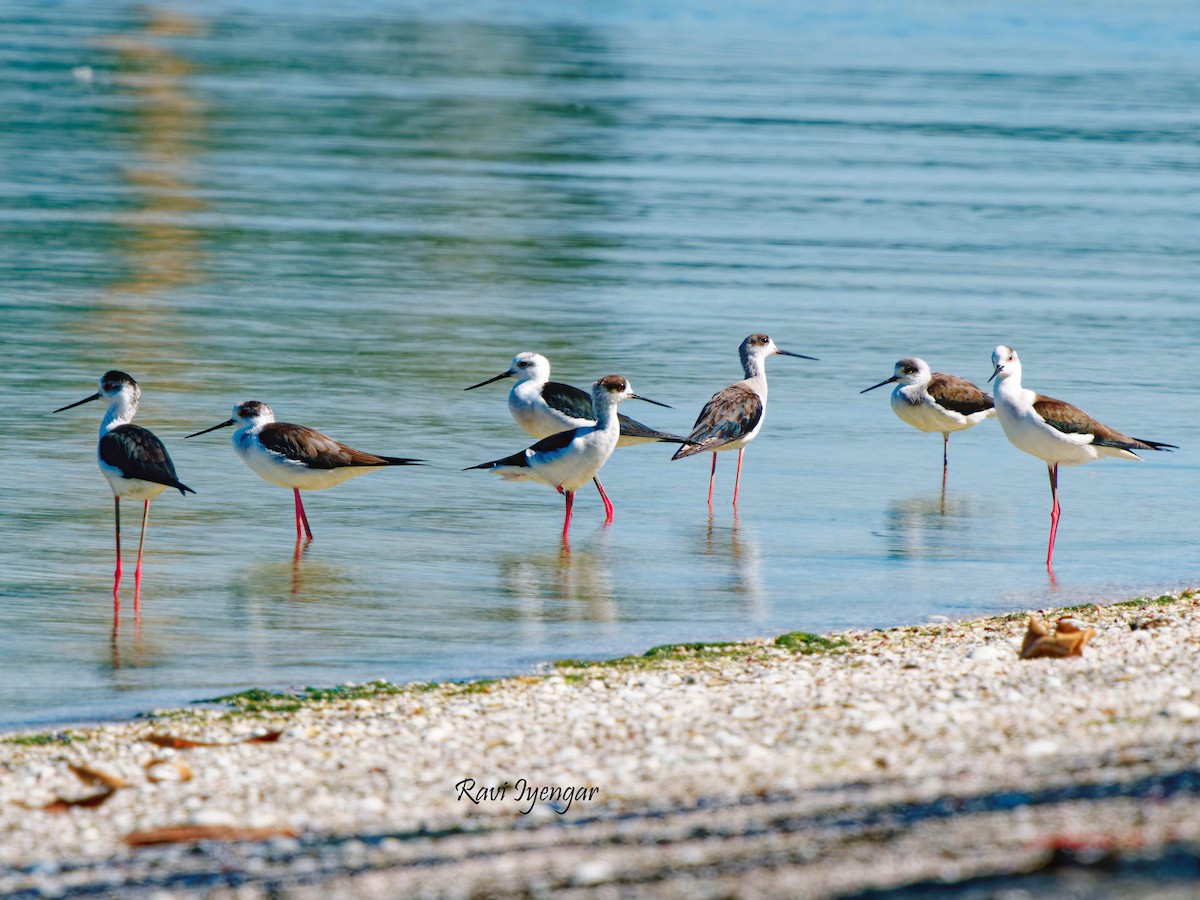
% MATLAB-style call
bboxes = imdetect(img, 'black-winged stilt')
[671,334,816,507]
[186,401,421,542]
[861,357,995,485]
[466,375,667,546]
[989,345,1175,572]
[465,352,689,524]
[54,370,194,608]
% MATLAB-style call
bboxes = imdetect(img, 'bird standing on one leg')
[54,371,194,610]
[861,357,995,487]
[466,375,667,546]
[187,401,421,541]
[989,345,1176,572]
[465,352,690,524]
[672,334,816,507]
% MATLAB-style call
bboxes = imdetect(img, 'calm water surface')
[2,0,1198,726]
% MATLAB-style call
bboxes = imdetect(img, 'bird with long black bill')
[465,351,690,524]
[672,334,816,507]
[54,371,193,607]
[187,401,421,541]
[466,375,668,545]
[861,357,995,486]
[989,345,1176,572]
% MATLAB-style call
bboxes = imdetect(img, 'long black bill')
[185,418,236,439]
[464,371,514,391]
[632,394,672,409]
[987,364,1002,384]
[53,392,101,413]
[860,376,899,394]
[777,349,819,361]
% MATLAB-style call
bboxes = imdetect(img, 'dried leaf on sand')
[68,763,130,790]
[123,824,298,846]
[144,731,283,749]
[1021,616,1096,659]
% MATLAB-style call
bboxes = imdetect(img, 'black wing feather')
[101,425,194,494]
[542,381,595,421]
[616,413,690,444]
[544,381,687,443]
[466,427,580,471]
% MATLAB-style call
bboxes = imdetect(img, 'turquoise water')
[2,0,1198,726]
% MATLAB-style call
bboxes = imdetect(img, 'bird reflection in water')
[109,604,148,671]
[883,493,978,560]
[498,542,616,626]
[231,545,348,610]
[703,512,764,613]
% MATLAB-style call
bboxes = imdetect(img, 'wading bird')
[672,334,816,506]
[465,352,689,524]
[466,375,667,544]
[187,401,421,541]
[861,357,995,485]
[989,345,1175,571]
[54,371,193,606]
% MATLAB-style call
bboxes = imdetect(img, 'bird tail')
[671,439,714,460]
[1133,438,1178,452]
[464,449,530,472]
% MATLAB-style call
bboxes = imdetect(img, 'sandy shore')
[2,589,1200,897]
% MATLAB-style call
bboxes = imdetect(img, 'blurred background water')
[2,0,1197,726]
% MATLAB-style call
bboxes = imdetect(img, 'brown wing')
[259,423,417,469]
[927,373,993,416]
[1031,395,1137,449]
[1033,395,1176,452]
[672,384,762,459]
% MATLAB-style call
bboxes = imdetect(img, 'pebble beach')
[2,589,1199,898]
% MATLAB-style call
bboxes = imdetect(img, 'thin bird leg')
[732,448,745,506]
[562,490,575,544]
[133,500,149,616]
[293,488,313,541]
[942,433,950,489]
[113,496,122,606]
[706,453,717,507]
[593,477,614,525]
[1046,463,1061,571]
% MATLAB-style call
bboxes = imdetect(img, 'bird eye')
[517,361,529,368]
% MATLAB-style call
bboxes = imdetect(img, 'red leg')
[562,490,575,546]
[732,448,745,506]
[113,496,122,606]
[1046,463,1061,571]
[294,488,313,541]
[593,477,614,525]
[133,499,149,616]
[707,453,717,507]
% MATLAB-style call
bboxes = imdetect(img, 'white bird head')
[861,357,932,394]
[990,345,1020,383]
[464,351,550,391]
[185,400,275,439]
[738,334,818,375]
[591,375,670,409]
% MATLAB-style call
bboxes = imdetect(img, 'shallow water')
[2,0,1198,726]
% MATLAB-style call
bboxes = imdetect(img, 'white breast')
[235,432,372,490]
[994,387,1099,466]
[890,387,981,434]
